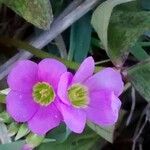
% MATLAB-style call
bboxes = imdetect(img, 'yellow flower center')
[32,82,55,106]
[68,84,89,108]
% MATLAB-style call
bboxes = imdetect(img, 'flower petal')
[7,60,38,92]
[72,57,94,83]
[22,144,32,150]
[58,102,86,133]
[57,72,73,105]
[28,103,62,135]
[85,90,121,126]
[38,59,67,90]
[6,91,38,122]
[84,68,124,96]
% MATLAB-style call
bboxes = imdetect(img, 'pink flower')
[57,57,124,133]
[6,59,67,135]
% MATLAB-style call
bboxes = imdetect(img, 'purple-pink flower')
[6,58,67,135]
[57,57,124,133]
[6,56,124,135]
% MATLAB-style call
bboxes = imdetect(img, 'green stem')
[0,37,102,72]
[95,59,110,65]
[139,42,150,47]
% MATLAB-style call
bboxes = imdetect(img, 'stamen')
[32,82,55,106]
[68,84,89,108]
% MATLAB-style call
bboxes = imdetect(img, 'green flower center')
[68,84,89,108]
[32,82,55,106]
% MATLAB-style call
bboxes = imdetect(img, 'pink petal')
[22,145,32,150]
[6,91,38,122]
[38,59,67,90]
[58,102,86,133]
[72,57,94,84]
[57,72,73,105]
[28,103,62,135]
[84,68,124,96]
[85,90,121,126]
[7,60,38,92]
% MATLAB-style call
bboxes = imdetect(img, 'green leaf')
[38,128,101,150]
[15,124,30,140]
[87,122,115,143]
[127,58,150,102]
[0,111,12,123]
[91,38,101,48]
[108,1,150,65]
[51,0,64,15]
[8,122,19,137]
[0,122,11,144]
[69,12,92,63]
[92,0,150,66]
[47,124,71,142]
[1,0,53,29]
[0,141,25,150]
[26,133,44,148]
[140,0,150,10]
[130,42,149,61]
[91,0,134,66]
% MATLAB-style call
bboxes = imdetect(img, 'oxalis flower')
[6,59,67,135]
[57,57,124,133]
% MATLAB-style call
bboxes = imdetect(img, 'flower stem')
[0,37,102,72]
